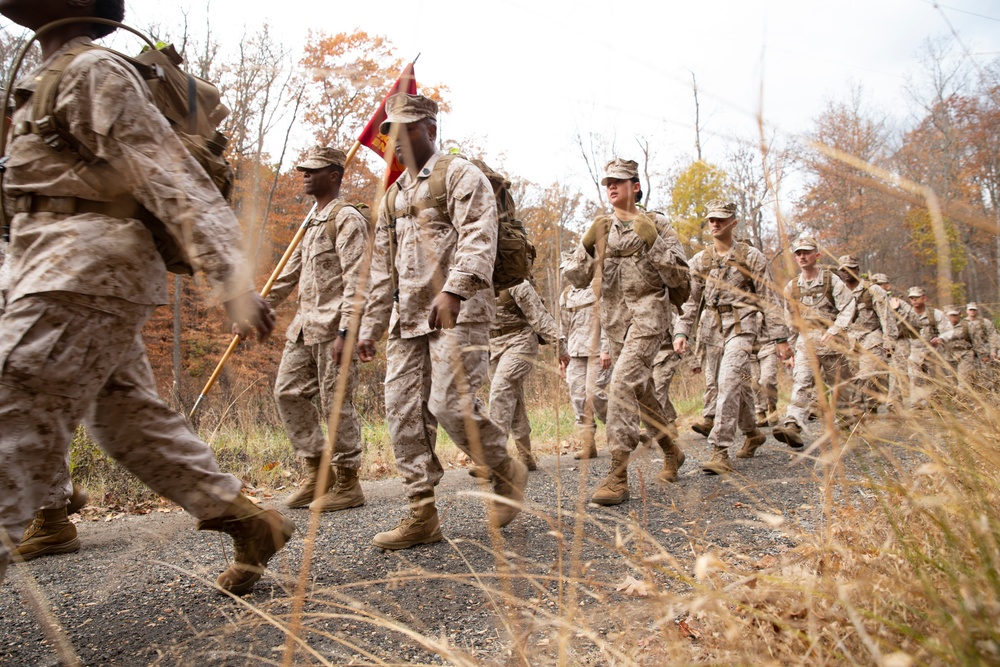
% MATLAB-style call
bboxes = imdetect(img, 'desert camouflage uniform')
[359,151,507,497]
[969,314,1000,389]
[907,307,950,408]
[0,240,10,313]
[0,41,252,574]
[559,285,610,430]
[846,281,896,412]
[887,297,917,410]
[781,271,857,428]
[940,318,977,386]
[563,211,687,454]
[751,336,779,417]
[676,243,788,451]
[266,200,368,467]
[489,280,565,444]
[651,307,682,426]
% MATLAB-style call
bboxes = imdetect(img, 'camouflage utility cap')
[907,286,925,298]
[600,158,639,186]
[791,236,818,252]
[705,200,737,220]
[945,305,961,316]
[837,255,860,269]
[870,273,889,285]
[296,146,347,171]
[967,302,979,310]
[379,93,438,134]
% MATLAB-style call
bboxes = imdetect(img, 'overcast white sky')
[90,1,1000,207]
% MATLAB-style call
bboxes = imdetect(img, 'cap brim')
[296,159,331,171]
[792,245,817,252]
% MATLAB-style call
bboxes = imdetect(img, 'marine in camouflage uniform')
[0,0,293,593]
[837,256,896,415]
[875,274,918,413]
[563,158,688,504]
[266,147,369,512]
[489,277,568,470]
[905,286,950,409]
[940,306,977,388]
[771,237,857,448]
[357,94,527,550]
[751,312,781,425]
[649,306,682,441]
[966,302,999,389]
[674,202,790,473]
[559,279,610,459]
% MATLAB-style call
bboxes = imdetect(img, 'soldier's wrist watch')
[338,328,349,338]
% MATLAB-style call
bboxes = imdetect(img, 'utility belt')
[490,324,526,338]
[563,302,594,312]
[706,302,757,336]
[14,194,142,219]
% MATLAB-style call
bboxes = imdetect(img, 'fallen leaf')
[616,575,652,597]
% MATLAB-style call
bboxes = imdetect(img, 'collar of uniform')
[17,36,95,94]
[799,271,826,287]
[310,197,342,223]
[397,151,444,191]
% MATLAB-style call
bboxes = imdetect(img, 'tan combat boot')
[513,438,537,471]
[691,416,715,437]
[67,484,89,515]
[664,420,680,442]
[309,465,365,512]
[755,411,769,427]
[771,422,805,449]
[735,428,767,459]
[573,428,598,460]
[13,507,81,561]
[701,446,733,475]
[372,491,442,550]
[489,457,529,528]
[590,451,630,505]
[197,495,296,595]
[284,456,336,509]
[657,435,686,483]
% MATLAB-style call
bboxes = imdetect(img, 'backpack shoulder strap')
[823,270,834,305]
[425,153,463,222]
[30,43,101,153]
[324,201,352,245]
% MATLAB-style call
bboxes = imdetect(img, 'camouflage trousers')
[949,350,978,389]
[606,330,671,455]
[908,345,949,409]
[887,338,911,409]
[488,330,536,443]
[0,294,242,579]
[707,334,757,450]
[274,334,362,468]
[783,348,854,428]
[565,356,609,429]
[700,343,723,419]
[384,324,508,497]
[752,343,779,415]
[851,344,888,412]
[651,345,681,424]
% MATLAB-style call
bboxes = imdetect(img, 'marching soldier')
[563,158,688,503]
[905,286,949,409]
[940,306,977,387]
[674,201,790,473]
[0,0,294,593]
[837,256,896,415]
[559,272,610,460]
[875,274,917,413]
[489,274,568,470]
[266,146,369,512]
[771,237,856,448]
[357,93,527,549]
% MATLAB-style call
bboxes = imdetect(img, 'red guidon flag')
[356,62,417,186]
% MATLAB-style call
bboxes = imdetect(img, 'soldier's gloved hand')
[225,291,275,341]
[581,217,610,256]
[632,215,659,247]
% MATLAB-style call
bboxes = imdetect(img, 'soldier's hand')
[225,291,275,341]
[559,353,570,373]
[631,214,659,247]
[776,341,792,361]
[357,339,377,362]
[429,291,461,330]
[600,351,611,370]
[581,217,611,256]
[331,335,347,366]
[673,336,688,356]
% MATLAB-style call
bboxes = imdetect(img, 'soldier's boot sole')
[13,520,80,561]
[771,426,804,449]
[691,418,715,437]
[736,430,768,459]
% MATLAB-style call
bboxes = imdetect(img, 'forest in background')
[1,19,998,427]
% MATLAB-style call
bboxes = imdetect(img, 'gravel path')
[2,421,896,666]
